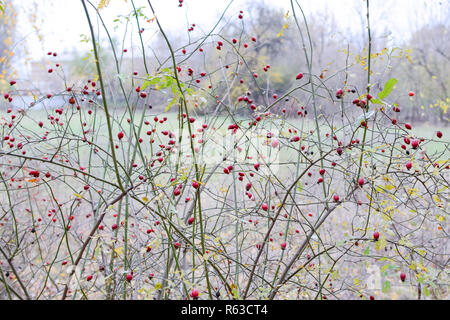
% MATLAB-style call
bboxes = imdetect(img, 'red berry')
[190,289,199,299]
[373,232,379,241]
[400,272,406,282]
[358,178,365,187]
[406,162,412,170]
[296,73,303,80]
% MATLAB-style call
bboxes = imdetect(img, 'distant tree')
[0,1,17,90]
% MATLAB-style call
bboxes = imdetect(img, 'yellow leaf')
[98,0,110,10]
[114,247,124,255]
[74,193,83,199]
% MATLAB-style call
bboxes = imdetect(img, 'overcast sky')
[13,0,450,65]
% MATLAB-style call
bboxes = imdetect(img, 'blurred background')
[1,0,449,123]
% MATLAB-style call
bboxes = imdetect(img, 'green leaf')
[382,280,391,293]
[297,181,303,193]
[377,78,398,100]
[370,98,384,105]
[381,264,390,272]
[165,97,177,112]
[364,246,370,256]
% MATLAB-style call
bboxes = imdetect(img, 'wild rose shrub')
[0,0,448,300]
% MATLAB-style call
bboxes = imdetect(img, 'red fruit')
[174,188,181,196]
[190,289,199,299]
[405,123,412,130]
[192,181,200,189]
[280,243,287,250]
[112,224,118,230]
[87,275,93,281]
[126,273,133,282]
[333,195,340,202]
[373,232,379,241]
[291,136,300,142]
[317,177,323,184]
[436,131,442,138]
[69,97,76,105]
[29,170,40,178]
[358,178,365,187]
[261,203,268,211]
[84,185,89,191]
[188,217,194,225]
[38,121,44,127]
[336,147,343,155]
[174,242,181,249]
[319,169,325,175]
[408,91,415,97]
[246,183,252,191]
[254,163,260,171]
[296,73,303,80]
[140,92,147,98]
[118,132,124,139]
[411,139,419,149]
[400,272,406,282]
[406,162,412,170]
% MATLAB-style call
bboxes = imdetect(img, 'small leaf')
[364,246,370,255]
[382,280,391,293]
[378,78,398,100]
[381,264,390,272]
[370,98,383,105]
